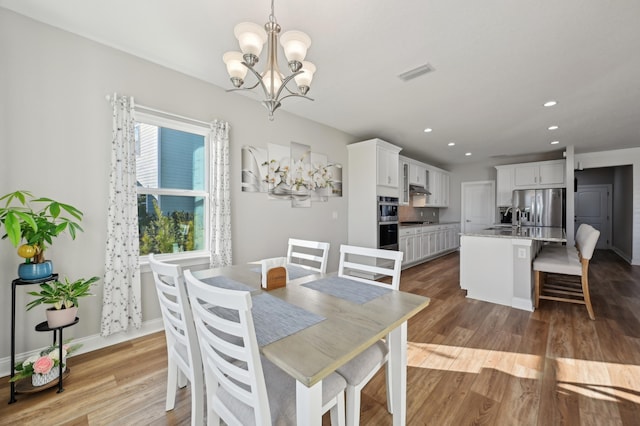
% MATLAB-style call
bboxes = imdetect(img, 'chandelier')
[223,0,316,120]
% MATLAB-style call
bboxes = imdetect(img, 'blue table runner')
[201,275,256,293]
[207,293,325,347]
[302,276,392,305]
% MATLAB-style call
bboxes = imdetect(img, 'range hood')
[409,184,431,195]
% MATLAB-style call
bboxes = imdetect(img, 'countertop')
[462,226,566,242]
[399,221,459,227]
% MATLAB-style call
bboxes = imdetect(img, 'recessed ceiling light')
[550,141,560,145]
[543,100,557,107]
[424,128,433,133]
[448,142,455,146]
[548,125,559,130]
[465,152,472,156]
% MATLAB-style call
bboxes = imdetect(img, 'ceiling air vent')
[397,63,435,82]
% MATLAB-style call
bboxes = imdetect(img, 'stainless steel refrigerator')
[512,188,565,227]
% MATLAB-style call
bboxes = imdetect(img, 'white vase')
[46,307,78,328]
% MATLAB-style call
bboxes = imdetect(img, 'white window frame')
[135,111,211,262]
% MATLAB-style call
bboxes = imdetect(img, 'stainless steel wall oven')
[377,196,399,250]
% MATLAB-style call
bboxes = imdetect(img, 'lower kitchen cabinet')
[400,223,460,268]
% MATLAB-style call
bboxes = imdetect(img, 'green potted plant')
[26,276,100,328]
[0,190,84,280]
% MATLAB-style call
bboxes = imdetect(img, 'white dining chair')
[286,238,331,273]
[148,254,204,426]
[183,269,346,426]
[335,244,404,426]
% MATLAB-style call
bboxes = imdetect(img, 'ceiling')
[2,0,639,167]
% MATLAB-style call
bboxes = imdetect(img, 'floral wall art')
[241,142,342,207]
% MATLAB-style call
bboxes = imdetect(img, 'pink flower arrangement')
[10,340,81,383]
[32,356,55,374]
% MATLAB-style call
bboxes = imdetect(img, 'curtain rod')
[105,94,222,128]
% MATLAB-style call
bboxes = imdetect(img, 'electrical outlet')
[518,248,526,258]
[420,211,423,217]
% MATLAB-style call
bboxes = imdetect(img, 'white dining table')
[193,264,430,426]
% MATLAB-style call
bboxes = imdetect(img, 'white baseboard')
[610,246,634,265]
[1,318,164,379]
[511,297,534,312]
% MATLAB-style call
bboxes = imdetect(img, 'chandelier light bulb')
[234,22,267,60]
[294,61,316,94]
[262,69,283,96]
[223,51,248,86]
[280,30,311,71]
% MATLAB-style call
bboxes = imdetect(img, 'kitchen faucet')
[504,206,522,228]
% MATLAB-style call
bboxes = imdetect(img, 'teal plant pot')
[18,260,53,281]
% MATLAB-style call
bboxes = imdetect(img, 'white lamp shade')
[294,61,316,88]
[223,51,248,79]
[280,30,311,62]
[262,69,283,95]
[234,22,267,56]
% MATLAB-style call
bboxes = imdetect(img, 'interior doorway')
[575,185,612,249]
[461,181,495,233]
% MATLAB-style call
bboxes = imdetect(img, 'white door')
[462,181,496,233]
[575,185,611,249]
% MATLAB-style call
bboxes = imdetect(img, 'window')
[135,112,209,257]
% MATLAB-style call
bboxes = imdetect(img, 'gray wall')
[613,166,633,260]
[0,9,355,359]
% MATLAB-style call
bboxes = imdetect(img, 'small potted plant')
[0,190,84,280]
[26,276,100,328]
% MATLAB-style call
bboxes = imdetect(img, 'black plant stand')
[8,274,82,404]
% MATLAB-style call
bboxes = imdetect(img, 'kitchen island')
[459,226,565,311]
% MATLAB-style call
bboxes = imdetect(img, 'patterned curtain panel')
[101,94,143,336]
[209,120,232,267]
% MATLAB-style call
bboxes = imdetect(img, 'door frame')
[461,180,496,233]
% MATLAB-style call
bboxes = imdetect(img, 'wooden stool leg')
[534,270,542,309]
[582,261,595,320]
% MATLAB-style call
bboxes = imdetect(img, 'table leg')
[296,379,322,426]
[388,321,408,426]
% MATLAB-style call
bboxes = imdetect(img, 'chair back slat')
[287,238,330,273]
[338,244,403,290]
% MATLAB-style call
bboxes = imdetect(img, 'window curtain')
[209,120,232,267]
[101,94,143,337]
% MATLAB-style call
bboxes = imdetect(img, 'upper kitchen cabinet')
[408,162,427,186]
[376,143,401,189]
[495,159,566,206]
[426,167,450,207]
[513,160,565,188]
[495,166,514,206]
[399,159,410,205]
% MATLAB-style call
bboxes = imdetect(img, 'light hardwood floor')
[2,250,639,425]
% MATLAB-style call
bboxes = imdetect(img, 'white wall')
[0,9,355,363]
[576,148,640,265]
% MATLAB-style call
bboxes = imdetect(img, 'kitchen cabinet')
[399,160,409,205]
[408,163,427,186]
[399,227,419,266]
[397,156,450,207]
[496,160,565,207]
[400,223,460,269]
[513,160,565,188]
[426,168,450,207]
[495,166,514,206]
[347,139,402,249]
[376,144,400,188]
